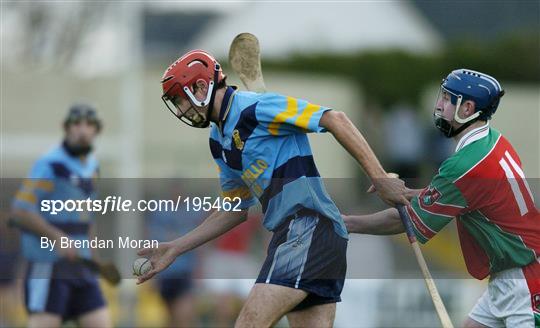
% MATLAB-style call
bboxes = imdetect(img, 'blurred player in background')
[10,104,111,328]
[345,69,540,327]
[0,205,22,327]
[145,185,204,328]
[137,50,412,327]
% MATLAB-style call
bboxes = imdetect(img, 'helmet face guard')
[433,69,504,138]
[433,81,481,138]
[161,65,220,128]
[160,50,224,129]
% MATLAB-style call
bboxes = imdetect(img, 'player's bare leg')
[235,283,308,328]
[286,302,336,328]
[27,313,61,328]
[77,307,111,328]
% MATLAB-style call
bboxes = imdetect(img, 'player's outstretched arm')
[136,208,248,284]
[343,208,405,235]
[319,110,412,206]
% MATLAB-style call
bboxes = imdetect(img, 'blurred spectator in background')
[426,128,455,169]
[383,105,425,188]
[145,186,204,328]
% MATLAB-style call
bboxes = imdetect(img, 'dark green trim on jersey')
[438,128,501,183]
[410,175,466,243]
[459,210,537,273]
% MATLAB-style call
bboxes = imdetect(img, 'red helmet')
[161,50,225,128]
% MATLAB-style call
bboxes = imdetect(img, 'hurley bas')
[41,236,159,251]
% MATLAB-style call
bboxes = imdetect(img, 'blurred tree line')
[263,34,540,111]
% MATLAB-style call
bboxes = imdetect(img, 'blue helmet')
[441,69,505,121]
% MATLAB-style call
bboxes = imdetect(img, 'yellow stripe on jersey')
[15,191,37,204]
[268,97,298,135]
[222,186,252,200]
[23,179,53,192]
[295,102,320,130]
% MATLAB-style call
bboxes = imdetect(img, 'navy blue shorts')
[24,260,106,320]
[158,275,193,302]
[256,210,348,311]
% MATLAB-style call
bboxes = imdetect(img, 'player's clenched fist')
[135,241,178,284]
[371,176,413,207]
[367,172,415,206]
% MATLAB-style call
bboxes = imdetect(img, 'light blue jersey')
[209,87,347,238]
[12,144,99,261]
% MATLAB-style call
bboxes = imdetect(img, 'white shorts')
[469,260,540,328]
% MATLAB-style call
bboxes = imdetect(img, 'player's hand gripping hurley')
[397,205,454,328]
[8,217,121,286]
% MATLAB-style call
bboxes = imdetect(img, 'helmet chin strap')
[183,64,221,128]
[434,96,482,138]
[453,96,481,124]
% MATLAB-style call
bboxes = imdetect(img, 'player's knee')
[235,305,272,328]
[235,308,256,327]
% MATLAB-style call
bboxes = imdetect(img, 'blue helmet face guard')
[433,85,460,138]
[433,69,504,138]
[433,84,479,136]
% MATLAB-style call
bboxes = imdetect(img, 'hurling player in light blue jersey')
[137,50,412,327]
[11,104,111,328]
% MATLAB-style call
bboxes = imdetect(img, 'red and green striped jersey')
[406,124,540,279]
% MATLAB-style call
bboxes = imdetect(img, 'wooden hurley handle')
[396,205,454,328]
